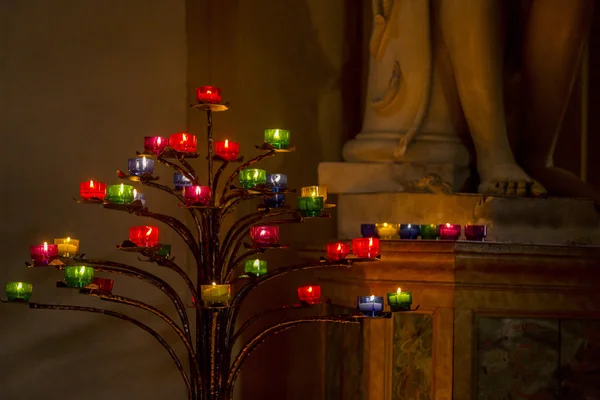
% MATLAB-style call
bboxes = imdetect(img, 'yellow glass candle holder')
[53,237,80,257]
[375,223,399,239]
[200,283,231,307]
[301,185,327,203]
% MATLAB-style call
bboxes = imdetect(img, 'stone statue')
[344,0,598,202]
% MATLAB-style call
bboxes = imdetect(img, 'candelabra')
[2,88,411,400]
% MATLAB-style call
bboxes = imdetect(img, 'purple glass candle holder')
[399,224,420,239]
[30,243,59,266]
[465,225,487,241]
[128,156,155,176]
[360,224,378,238]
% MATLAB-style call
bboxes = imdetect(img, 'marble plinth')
[334,193,600,245]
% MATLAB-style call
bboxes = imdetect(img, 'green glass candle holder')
[64,266,95,288]
[386,289,412,312]
[106,184,135,204]
[239,169,266,189]
[157,244,171,258]
[264,129,290,149]
[5,282,33,302]
[296,196,324,217]
[244,259,267,277]
[419,224,440,240]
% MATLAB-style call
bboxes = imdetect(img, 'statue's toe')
[516,181,528,197]
[506,181,518,196]
[530,181,547,197]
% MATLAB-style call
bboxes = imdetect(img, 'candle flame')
[407,224,411,228]
[142,156,147,168]
[182,133,187,143]
[212,282,216,286]
[253,169,259,179]
[224,139,229,148]
[119,184,124,194]
[157,137,162,145]
[274,129,280,139]
[308,286,313,293]
[66,237,71,243]
[133,189,137,198]
[207,90,212,95]
[146,227,153,237]
[397,288,401,294]
[195,186,201,195]
[43,242,48,251]
[368,237,373,246]
[273,174,280,183]
[253,259,260,268]
[446,223,451,228]
[337,243,342,251]
[383,222,388,227]
[259,229,267,237]
[369,295,375,301]
[311,191,316,197]
[17,283,22,290]
[80,266,86,274]
[89,180,94,188]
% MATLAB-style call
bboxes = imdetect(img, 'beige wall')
[0,1,188,399]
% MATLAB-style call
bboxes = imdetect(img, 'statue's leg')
[438,0,545,197]
[518,0,600,204]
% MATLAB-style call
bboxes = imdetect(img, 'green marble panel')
[392,313,433,400]
[560,319,600,399]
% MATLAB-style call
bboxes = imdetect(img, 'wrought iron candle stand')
[5,100,394,400]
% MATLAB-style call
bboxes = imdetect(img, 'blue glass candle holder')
[174,172,192,190]
[133,190,146,206]
[357,296,384,317]
[128,156,155,176]
[266,174,287,192]
[360,224,378,238]
[399,224,420,239]
[264,193,285,208]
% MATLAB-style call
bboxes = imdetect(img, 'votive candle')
[296,196,324,217]
[420,224,440,240]
[53,237,79,257]
[64,266,95,288]
[399,224,420,239]
[360,224,378,238]
[326,242,350,261]
[357,295,384,316]
[375,223,399,239]
[30,242,59,266]
[106,184,135,204]
[244,259,267,277]
[5,282,33,302]
[239,169,266,189]
[250,225,279,245]
[465,225,487,241]
[196,86,222,103]
[183,185,212,206]
[80,180,107,200]
[297,285,321,304]
[129,226,159,247]
[439,223,461,240]
[157,244,172,258]
[128,156,155,176]
[266,174,287,191]
[174,172,192,190]
[144,136,168,156]
[301,186,327,202]
[201,283,231,306]
[215,140,240,161]
[264,129,290,149]
[169,133,197,153]
[352,237,380,258]
[386,288,412,312]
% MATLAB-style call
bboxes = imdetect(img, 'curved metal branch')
[140,179,186,203]
[232,304,307,345]
[29,302,194,400]
[219,194,265,222]
[178,157,200,185]
[220,150,276,204]
[226,316,361,397]
[140,250,198,302]
[155,157,196,184]
[212,160,229,200]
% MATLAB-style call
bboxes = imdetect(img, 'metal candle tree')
[4,90,392,400]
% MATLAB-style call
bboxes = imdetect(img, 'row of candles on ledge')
[361,223,488,241]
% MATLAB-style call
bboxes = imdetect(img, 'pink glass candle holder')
[129,226,159,247]
[80,180,107,201]
[326,242,350,261]
[169,133,197,153]
[352,237,380,258]
[183,185,212,206]
[215,140,240,161]
[144,136,168,156]
[297,285,321,304]
[30,242,59,266]
[250,225,279,246]
[439,223,461,240]
[465,225,487,241]
[196,86,222,103]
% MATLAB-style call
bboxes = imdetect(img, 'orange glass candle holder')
[326,242,350,261]
[169,133,197,153]
[129,226,159,247]
[215,140,240,161]
[352,237,379,258]
[297,285,321,304]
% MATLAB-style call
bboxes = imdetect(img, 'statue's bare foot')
[478,162,547,197]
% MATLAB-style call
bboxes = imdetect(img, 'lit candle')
[264,193,285,208]
[5,282,33,302]
[296,196,324,217]
[301,186,327,202]
[157,244,171,257]
[352,237,380,258]
[357,295,384,316]
[173,172,192,190]
[30,242,59,266]
[183,185,212,206]
[419,224,440,240]
[215,140,240,161]
[375,223,399,239]
[439,223,461,240]
[128,156,155,176]
[144,136,168,156]
[129,226,160,247]
[53,237,79,257]
[169,133,197,153]
[91,277,114,293]
[399,224,420,239]
[64,266,95,288]
[80,180,107,201]
[360,224,378,238]
[386,288,412,312]
[239,169,267,189]
[250,225,279,246]
[196,86,222,103]
[465,225,487,241]
[297,285,321,304]
[106,184,135,204]
[264,128,291,149]
[133,189,146,206]
[244,259,267,277]
[200,282,231,306]
[266,174,288,191]
[326,242,350,261]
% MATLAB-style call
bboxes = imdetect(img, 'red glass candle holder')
[196,86,222,103]
[465,225,487,241]
[326,242,350,261]
[129,226,159,247]
[183,185,212,206]
[30,242,59,266]
[215,140,240,161]
[439,223,461,240]
[144,136,168,156]
[92,277,114,293]
[297,285,321,304]
[169,133,197,153]
[352,237,380,258]
[80,180,107,201]
[250,225,279,246]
